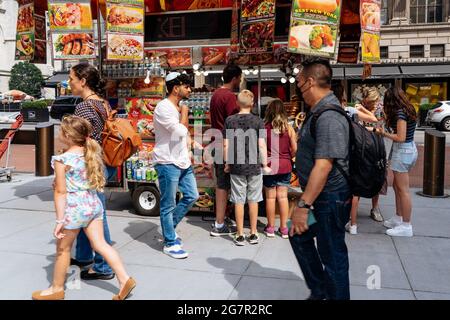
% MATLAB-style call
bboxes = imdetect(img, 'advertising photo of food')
[202,47,227,65]
[17,4,34,32]
[362,31,380,59]
[240,20,275,52]
[54,33,95,57]
[107,5,143,28]
[289,21,337,54]
[241,0,275,20]
[49,2,92,30]
[295,0,339,14]
[108,34,144,59]
[361,1,381,31]
[16,33,34,58]
[309,25,334,49]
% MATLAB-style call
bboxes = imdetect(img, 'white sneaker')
[386,224,413,237]
[383,215,402,229]
[163,244,189,259]
[345,222,358,235]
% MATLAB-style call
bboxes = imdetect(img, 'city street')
[0,173,449,300]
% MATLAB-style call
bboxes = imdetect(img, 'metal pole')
[97,2,103,74]
[257,65,261,117]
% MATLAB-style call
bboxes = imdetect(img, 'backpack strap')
[89,100,110,122]
[309,105,353,184]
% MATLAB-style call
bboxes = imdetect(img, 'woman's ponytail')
[84,138,106,192]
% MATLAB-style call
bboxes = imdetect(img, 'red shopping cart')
[0,114,23,181]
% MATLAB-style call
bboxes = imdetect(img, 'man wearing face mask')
[289,58,352,300]
[153,72,199,259]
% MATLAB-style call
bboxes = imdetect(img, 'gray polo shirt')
[296,93,350,193]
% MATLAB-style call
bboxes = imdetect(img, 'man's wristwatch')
[296,199,312,209]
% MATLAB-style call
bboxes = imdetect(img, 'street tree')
[8,62,44,98]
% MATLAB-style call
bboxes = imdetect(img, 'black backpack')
[310,106,387,198]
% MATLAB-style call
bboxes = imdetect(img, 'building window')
[381,0,389,25]
[410,45,425,58]
[380,46,389,59]
[410,0,443,24]
[430,44,445,57]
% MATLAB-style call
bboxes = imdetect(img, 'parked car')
[426,101,450,131]
[50,96,82,120]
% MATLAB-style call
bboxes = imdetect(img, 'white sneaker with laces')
[386,224,413,237]
[383,215,402,229]
[345,222,357,235]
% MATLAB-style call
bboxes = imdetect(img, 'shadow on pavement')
[123,220,161,252]
[11,177,54,201]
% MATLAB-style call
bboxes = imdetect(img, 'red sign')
[202,47,228,65]
[145,48,192,67]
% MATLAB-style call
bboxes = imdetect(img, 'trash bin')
[35,122,54,176]
[418,129,448,198]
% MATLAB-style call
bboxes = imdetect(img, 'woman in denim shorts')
[376,87,418,237]
[263,99,297,239]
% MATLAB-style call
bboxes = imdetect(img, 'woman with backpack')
[67,63,116,280]
[263,99,297,239]
[375,87,417,237]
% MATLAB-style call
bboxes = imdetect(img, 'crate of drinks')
[125,156,158,182]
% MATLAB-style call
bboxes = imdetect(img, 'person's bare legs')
[393,172,412,223]
[264,187,276,228]
[234,203,245,236]
[84,219,130,289]
[276,186,289,229]
[40,229,79,296]
[371,194,379,210]
[350,196,360,226]
[215,188,228,225]
[248,202,259,235]
[393,175,403,217]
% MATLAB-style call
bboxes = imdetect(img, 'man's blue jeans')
[75,166,115,275]
[289,190,352,300]
[155,164,199,247]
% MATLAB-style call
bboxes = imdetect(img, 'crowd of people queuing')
[32,57,418,300]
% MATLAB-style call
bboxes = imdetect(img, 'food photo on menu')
[146,49,192,68]
[52,33,95,59]
[240,20,275,53]
[106,4,144,33]
[17,3,34,33]
[241,0,275,21]
[202,47,227,65]
[107,34,144,60]
[361,0,381,31]
[293,0,341,22]
[289,20,337,56]
[48,2,93,30]
[15,33,34,59]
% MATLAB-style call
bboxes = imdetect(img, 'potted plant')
[418,103,435,127]
[21,100,49,122]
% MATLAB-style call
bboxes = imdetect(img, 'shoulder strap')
[89,100,110,121]
[309,105,353,183]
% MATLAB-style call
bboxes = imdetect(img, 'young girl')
[263,99,297,239]
[376,87,418,237]
[32,116,136,300]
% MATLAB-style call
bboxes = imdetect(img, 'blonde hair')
[237,89,254,108]
[264,99,289,134]
[362,86,380,103]
[60,116,105,192]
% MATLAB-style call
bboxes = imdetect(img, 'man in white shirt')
[153,72,198,259]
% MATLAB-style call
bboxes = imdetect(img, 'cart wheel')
[132,185,160,216]
[7,175,12,182]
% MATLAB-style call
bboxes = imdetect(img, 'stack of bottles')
[183,92,213,126]
[125,155,158,182]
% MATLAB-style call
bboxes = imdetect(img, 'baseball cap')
[165,72,181,83]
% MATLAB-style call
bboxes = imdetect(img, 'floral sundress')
[51,152,103,229]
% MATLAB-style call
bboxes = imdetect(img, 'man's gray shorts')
[230,174,263,204]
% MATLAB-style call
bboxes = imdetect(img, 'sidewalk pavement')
[0,173,449,300]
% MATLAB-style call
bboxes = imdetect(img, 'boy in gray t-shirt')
[224,90,270,246]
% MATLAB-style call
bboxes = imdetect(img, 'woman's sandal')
[112,277,136,300]
[32,290,65,300]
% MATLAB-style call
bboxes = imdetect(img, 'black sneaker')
[210,224,236,237]
[248,233,259,244]
[81,270,115,281]
[70,258,93,268]
[234,235,246,246]
[224,217,237,228]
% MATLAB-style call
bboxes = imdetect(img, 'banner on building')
[360,0,381,63]
[288,0,341,58]
[337,0,361,63]
[15,0,35,61]
[32,14,47,64]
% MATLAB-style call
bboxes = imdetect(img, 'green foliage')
[419,103,435,111]
[21,100,48,109]
[8,62,44,98]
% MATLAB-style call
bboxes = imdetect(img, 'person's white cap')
[165,72,181,83]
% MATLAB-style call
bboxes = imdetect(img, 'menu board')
[126,97,156,139]
[202,47,228,65]
[145,48,192,68]
[133,77,165,97]
[52,33,95,60]
[106,0,145,61]
[48,0,93,31]
[360,0,381,63]
[288,0,341,58]
[239,0,276,54]
[15,0,35,61]
[32,15,47,64]
[106,3,144,34]
[229,0,240,56]
[337,0,360,63]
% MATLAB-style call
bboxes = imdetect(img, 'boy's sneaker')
[163,244,188,259]
[234,235,246,246]
[386,224,413,237]
[264,226,275,238]
[248,233,259,244]
[277,227,289,239]
[210,224,236,237]
[225,217,237,228]
[383,215,402,229]
[345,222,358,235]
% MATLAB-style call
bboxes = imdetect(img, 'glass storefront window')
[405,81,448,113]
